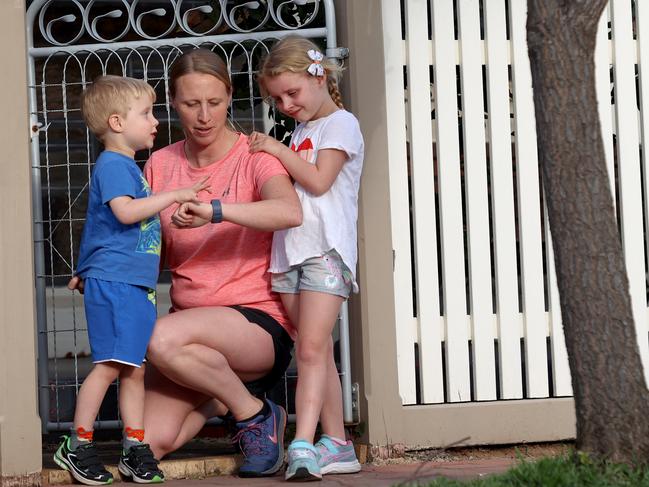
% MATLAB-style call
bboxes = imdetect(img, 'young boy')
[54,75,209,485]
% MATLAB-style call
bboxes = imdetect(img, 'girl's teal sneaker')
[285,440,322,481]
[315,435,361,474]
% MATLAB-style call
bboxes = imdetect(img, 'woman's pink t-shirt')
[144,133,295,339]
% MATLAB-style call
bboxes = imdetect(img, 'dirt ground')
[371,441,573,466]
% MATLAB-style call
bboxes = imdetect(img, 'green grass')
[411,453,649,487]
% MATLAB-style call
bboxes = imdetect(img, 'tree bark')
[527,0,649,463]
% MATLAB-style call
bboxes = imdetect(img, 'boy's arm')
[109,177,211,225]
[248,131,346,196]
[109,192,179,225]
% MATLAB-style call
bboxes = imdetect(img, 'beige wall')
[338,0,576,449]
[0,0,42,484]
[337,0,411,446]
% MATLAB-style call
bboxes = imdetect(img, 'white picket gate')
[391,0,649,406]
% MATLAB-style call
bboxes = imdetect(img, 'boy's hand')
[171,202,212,228]
[174,176,212,204]
[67,275,84,294]
[249,131,285,158]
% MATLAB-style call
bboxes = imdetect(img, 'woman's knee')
[146,428,177,460]
[147,316,183,365]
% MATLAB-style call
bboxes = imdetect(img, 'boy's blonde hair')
[257,36,344,109]
[81,75,156,140]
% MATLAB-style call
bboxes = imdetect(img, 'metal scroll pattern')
[35,0,321,46]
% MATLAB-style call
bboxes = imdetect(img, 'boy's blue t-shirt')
[76,150,161,289]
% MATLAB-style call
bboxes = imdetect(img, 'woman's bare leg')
[144,365,226,459]
[144,306,277,457]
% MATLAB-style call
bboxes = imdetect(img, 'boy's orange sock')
[123,427,145,451]
[69,426,93,450]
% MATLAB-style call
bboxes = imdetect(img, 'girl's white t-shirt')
[269,109,364,288]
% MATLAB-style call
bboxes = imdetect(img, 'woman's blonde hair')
[257,36,344,109]
[168,48,232,98]
[81,75,155,140]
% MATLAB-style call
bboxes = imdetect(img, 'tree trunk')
[527,0,649,463]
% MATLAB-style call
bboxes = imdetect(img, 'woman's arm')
[172,174,302,232]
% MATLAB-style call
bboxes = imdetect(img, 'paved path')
[43,455,515,486]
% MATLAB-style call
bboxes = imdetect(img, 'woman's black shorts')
[229,305,294,396]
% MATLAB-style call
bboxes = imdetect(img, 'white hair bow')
[307,49,325,77]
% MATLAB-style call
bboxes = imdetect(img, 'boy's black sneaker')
[118,444,164,483]
[53,435,114,485]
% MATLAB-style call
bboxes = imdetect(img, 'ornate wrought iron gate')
[25,0,353,433]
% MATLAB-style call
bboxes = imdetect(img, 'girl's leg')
[291,290,344,444]
[73,362,123,430]
[319,340,346,440]
[283,293,347,438]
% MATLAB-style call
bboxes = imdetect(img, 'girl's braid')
[327,76,344,109]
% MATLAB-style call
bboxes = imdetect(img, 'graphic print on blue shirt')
[76,151,161,289]
[136,175,161,256]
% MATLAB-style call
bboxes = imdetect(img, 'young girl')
[249,36,364,481]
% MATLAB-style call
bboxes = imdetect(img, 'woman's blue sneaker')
[315,435,361,474]
[285,440,322,481]
[233,399,286,477]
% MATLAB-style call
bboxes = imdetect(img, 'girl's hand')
[171,202,211,228]
[249,131,286,158]
[173,176,212,204]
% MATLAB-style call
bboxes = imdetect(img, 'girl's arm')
[172,174,302,232]
[110,177,210,225]
[249,132,347,196]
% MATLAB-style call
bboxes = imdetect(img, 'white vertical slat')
[610,0,649,384]
[508,1,548,398]
[456,0,496,401]
[595,6,616,197]
[483,0,522,398]
[404,0,444,403]
[545,206,573,396]
[382,0,418,403]
[430,0,471,402]
[636,0,649,360]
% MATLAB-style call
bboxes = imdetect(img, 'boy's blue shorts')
[83,277,156,368]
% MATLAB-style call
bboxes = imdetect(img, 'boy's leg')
[74,361,123,430]
[119,364,146,432]
[54,363,122,486]
[118,364,164,484]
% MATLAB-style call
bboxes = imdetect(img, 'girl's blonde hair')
[257,36,344,109]
[82,75,155,140]
[168,48,232,98]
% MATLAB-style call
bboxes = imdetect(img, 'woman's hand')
[171,202,212,228]
[249,131,287,158]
